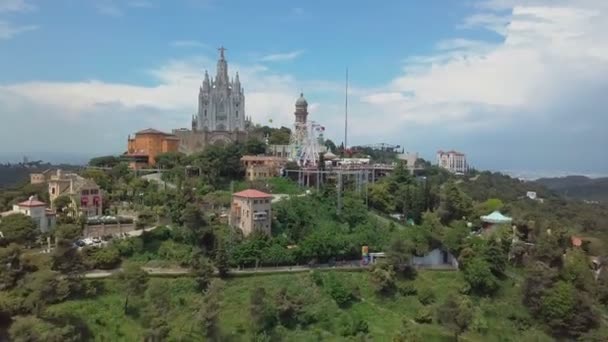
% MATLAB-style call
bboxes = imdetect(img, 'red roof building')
[230,189,272,236]
[233,189,273,199]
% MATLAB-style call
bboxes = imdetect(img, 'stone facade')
[48,170,103,217]
[229,189,272,236]
[174,47,252,154]
[241,156,287,181]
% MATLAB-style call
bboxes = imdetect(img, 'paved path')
[83,261,365,279]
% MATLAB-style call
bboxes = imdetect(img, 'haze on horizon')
[1,0,607,175]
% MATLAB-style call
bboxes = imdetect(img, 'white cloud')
[260,50,304,62]
[361,0,608,125]
[0,0,34,12]
[459,13,511,35]
[0,19,37,39]
[350,0,608,171]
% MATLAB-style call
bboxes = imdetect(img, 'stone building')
[229,189,272,236]
[0,196,56,233]
[173,47,252,154]
[436,150,468,174]
[241,156,286,181]
[48,170,103,217]
[125,128,180,168]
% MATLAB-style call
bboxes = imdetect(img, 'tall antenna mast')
[344,68,349,150]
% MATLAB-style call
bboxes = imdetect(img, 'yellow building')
[48,170,103,217]
[126,128,180,168]
[241,156,286,181]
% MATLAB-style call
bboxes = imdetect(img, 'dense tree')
[244,138,267,155]
[22,270,72,314]
[83,246,121,270]
[385,236,413,275]
[393,319,423,342]
[522,261,558,314]
[367,182,394,213]
[274,286,304,328]
[191,253,215,291]
[214,238,230,277]
[369,262,396,294]
[88,155,120,168]
[437,294,473,341]
[118,264,149,314]
[53,195,73,216]
[143,280,172,341]
[81,169,111,191]
[53,224,82,241]
[324,139,337,153]
[561,248,595,293]
[324,273,355,307]
[51,239,85,275]
[197,279,224,340]
[250,287,277,334]
[438,182,473,224]
[155,151,186,169]
[9,315,80,342]
[0,213,38,246]
[463,257,499,296]
[539,281,594,337]
[0,244,27,290]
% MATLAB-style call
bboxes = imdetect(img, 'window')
[236,110,238,117]
[204,109,207,117]
[265,199,269,203]
[81,189,89,196]
[51,188,56,195]
[91,189,99,195]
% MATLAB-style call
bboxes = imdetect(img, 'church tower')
[294,93,308,124]
[196,47,246,132]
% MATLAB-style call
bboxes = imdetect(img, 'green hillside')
[47,270,546,341]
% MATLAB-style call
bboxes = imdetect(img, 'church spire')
[216,46,229,86]
[202,70,210,91]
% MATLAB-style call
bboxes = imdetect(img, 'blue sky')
[1,0,607,176]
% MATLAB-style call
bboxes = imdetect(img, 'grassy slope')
[48,271,547,341]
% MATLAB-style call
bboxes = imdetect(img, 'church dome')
[295,93,308,107]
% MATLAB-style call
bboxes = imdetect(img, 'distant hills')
[535,176,608,202]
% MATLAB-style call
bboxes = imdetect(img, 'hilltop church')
[173,47,252,153]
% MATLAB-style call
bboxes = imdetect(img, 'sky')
[0,0,607,176]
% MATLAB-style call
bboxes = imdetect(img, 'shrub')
[157,240,194,266]
[325,274,355,307]
[114,238,144,257]
[84,246,121,270]
[471,309,488,334]
[397,282,417,296]
[339,315,369,337]
[310,271,324,287]
[414,306,433,324]
[417,287,436,305]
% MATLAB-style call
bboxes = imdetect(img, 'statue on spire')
[218,46,227,60]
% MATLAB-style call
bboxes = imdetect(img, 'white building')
[1,196,56,233]
[437,150,468,174]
